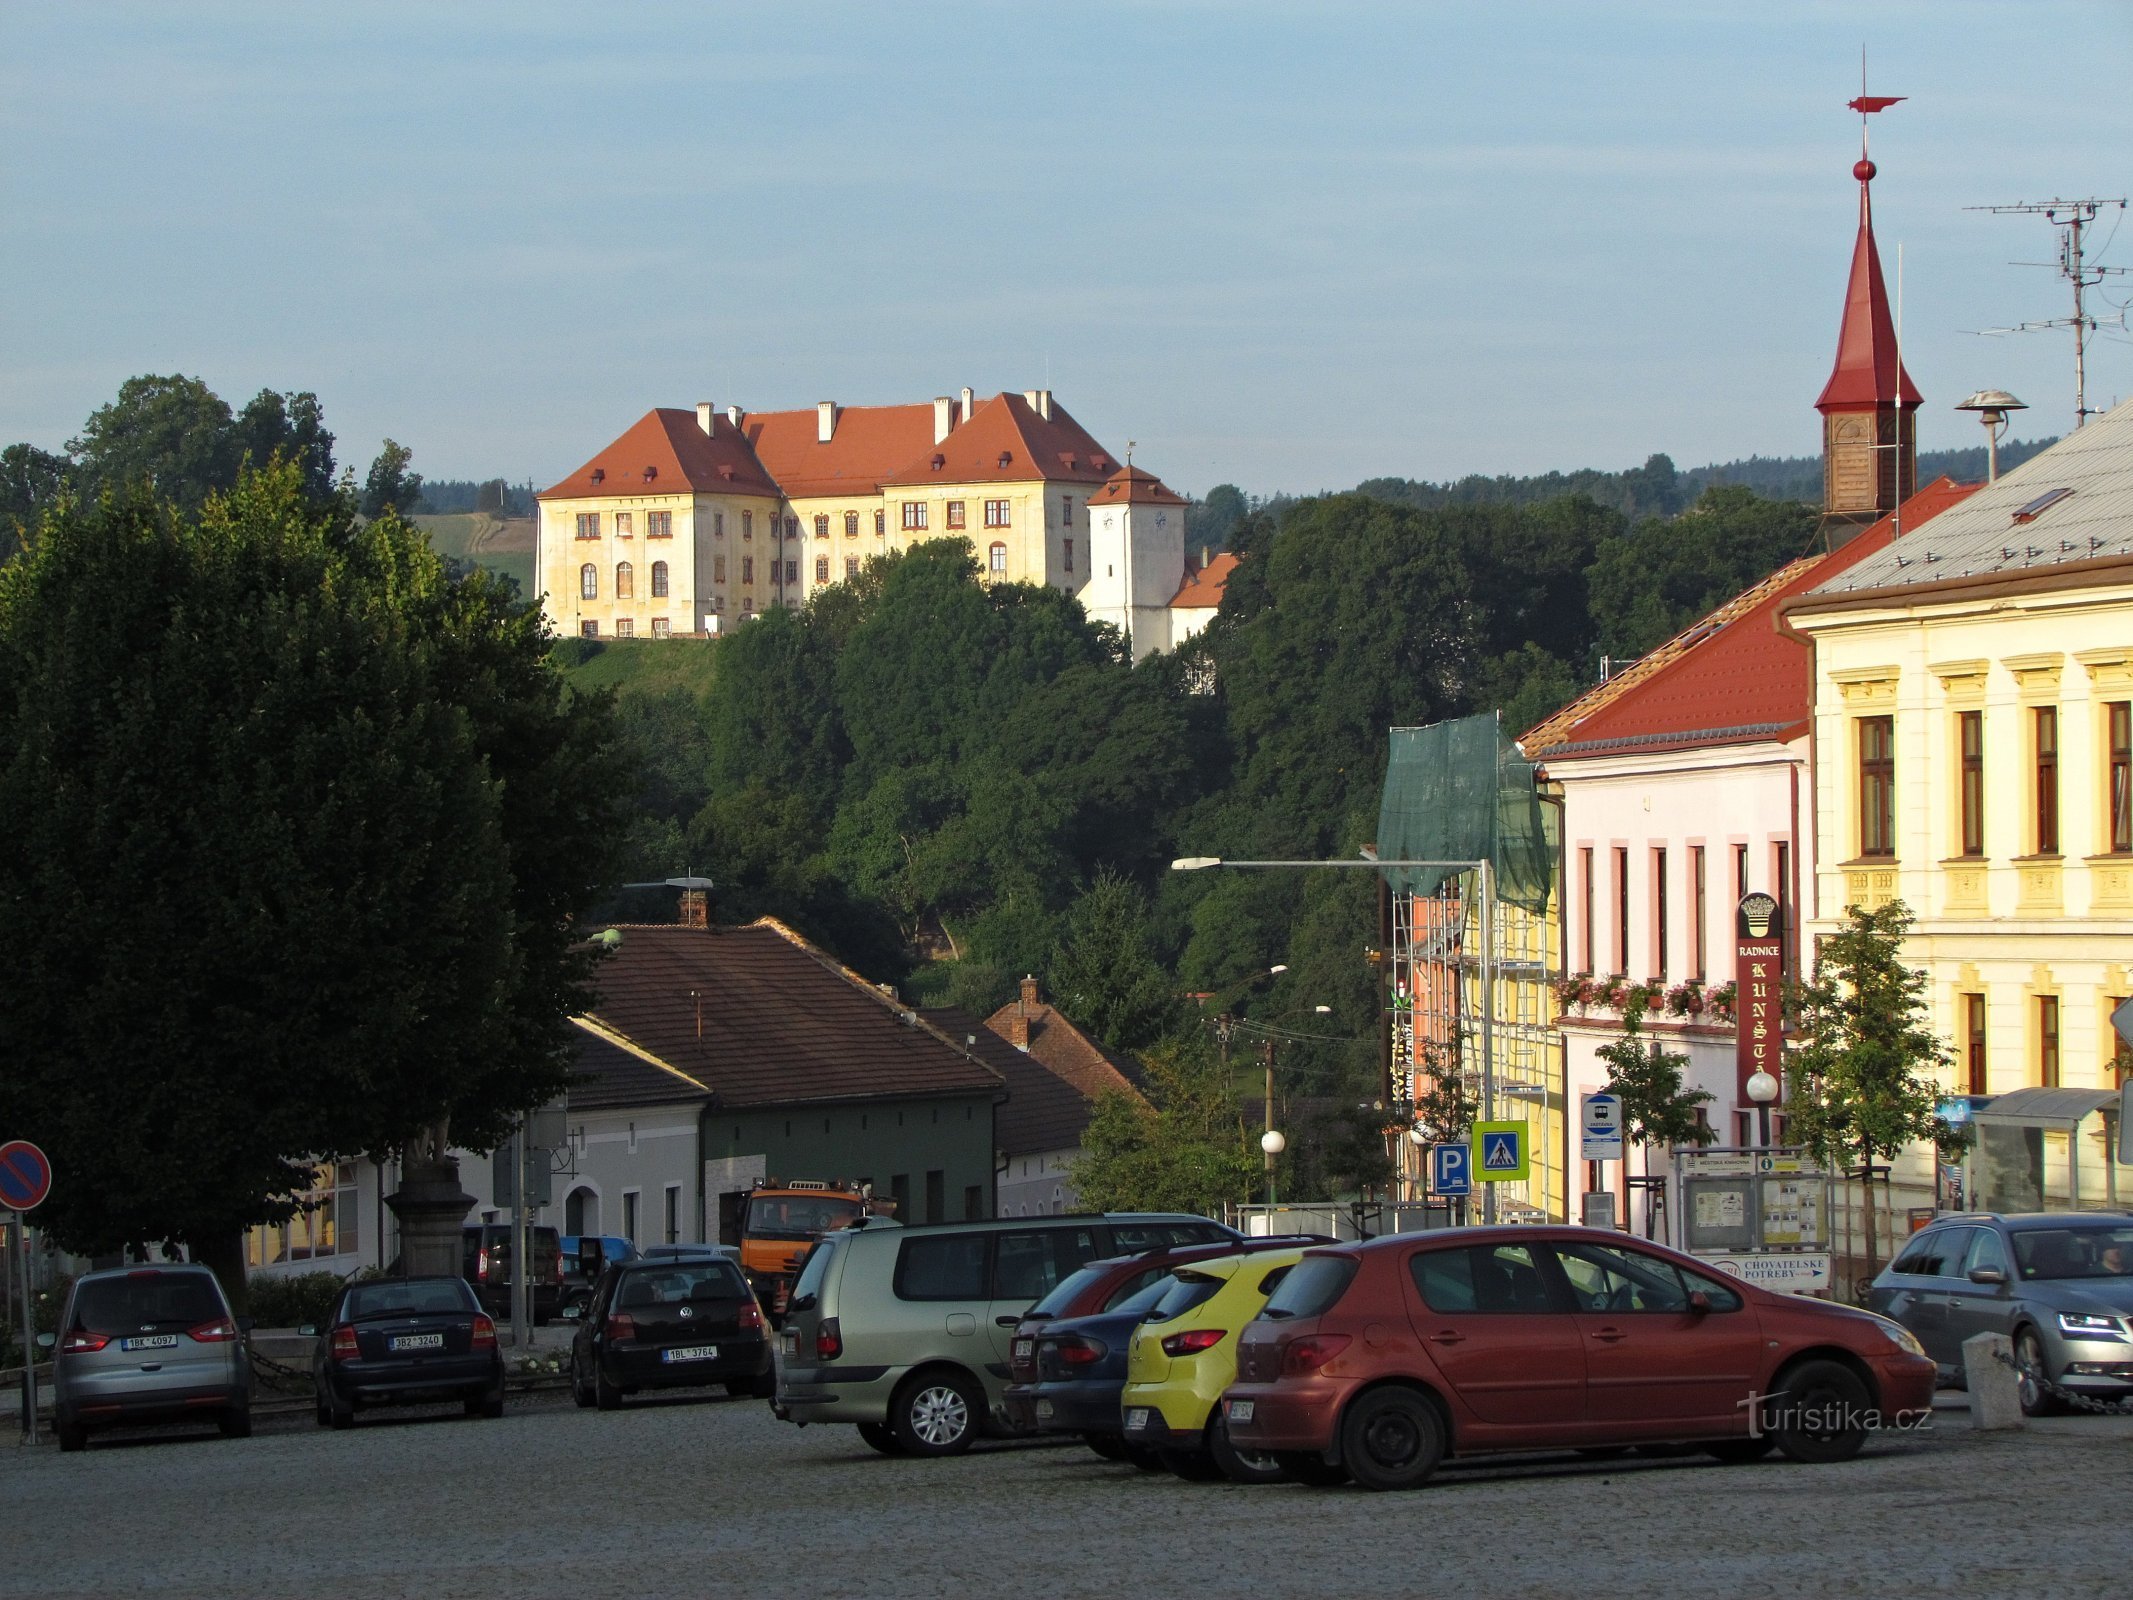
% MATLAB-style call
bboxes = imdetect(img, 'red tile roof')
[536,408,782,502]
[1530,477,1978,762]
[741,401,942,500]
[982,989,1146,1136]
[1816,169,1922,413]
[922,1006,1110,1155]
[1169,550,1238,610]
[578,920,1003,1109]
[1089,464,1187,508]
[879,393,1116,489]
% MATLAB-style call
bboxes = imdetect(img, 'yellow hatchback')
[1120,1247,1306,1482]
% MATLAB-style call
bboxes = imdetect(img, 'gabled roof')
[1797,397,2133,599]
[981,993,1145,1124]
[742,401,941,500]
[578,920,1003,1110]
[1530,477,1977,763]
[1170,550,1238,610]
[880,393,1116,489]
[921,1006,1103,1156]
[537,409,782,502]
[1089,464,1187,508]
[566,1017,714,1111]
[1815,166,1922,413]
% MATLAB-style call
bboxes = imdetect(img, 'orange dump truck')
[738,1181,892,1321]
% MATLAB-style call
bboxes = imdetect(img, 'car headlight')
[1872,1317,1926,1358]
[2057,1313,2128,1340]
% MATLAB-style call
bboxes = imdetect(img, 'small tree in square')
[1782,900,1948,1290]
[1597,998,1716,1236]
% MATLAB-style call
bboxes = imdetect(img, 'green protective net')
[1376,715,1558,913]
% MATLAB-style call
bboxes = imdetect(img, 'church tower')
[1816,109,1920,546]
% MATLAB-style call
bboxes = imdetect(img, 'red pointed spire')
[1814,154,1921,412]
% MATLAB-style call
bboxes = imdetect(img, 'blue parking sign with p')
[1430,1142,1470,1196]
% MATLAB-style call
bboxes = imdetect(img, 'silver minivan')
[775,1213,1237,1456]
[47,1264,252,1451]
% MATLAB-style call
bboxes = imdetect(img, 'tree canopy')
[0,464,626,1263]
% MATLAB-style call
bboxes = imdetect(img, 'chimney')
[817,401,836,444]
[1036,389,1053,422]
[959,386,973,423]
[1007,974,1039,1049]
[678,888,709,928]
[933,396,953,445]
[726,404,745,428]
[1023,389,1040,410]
[697,402,714,435]
[1201,545,1211,569]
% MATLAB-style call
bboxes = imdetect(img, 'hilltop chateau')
[535,389,1222,658]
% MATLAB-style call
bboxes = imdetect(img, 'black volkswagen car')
[570,1255,773,1410]
[310,1275,505,1428]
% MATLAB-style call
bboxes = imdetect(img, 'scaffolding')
[1380,718,1564,1221]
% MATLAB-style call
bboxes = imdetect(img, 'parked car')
[1006,1235,1330,1455]
[561,1234,636,1300]
[1222,1227,1935,1491]
[1867,1210,2133,1415]
[776,1213,1240,1457]
[570,1254,773,1410]
[47,1264,251,1453]
[462,1223,564,1324]
[639,1244,738,1262]
[1121,1248,1309,1482]
[307,1275,504,1428]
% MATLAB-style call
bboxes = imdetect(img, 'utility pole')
[1968,198,2129,428]
[510,1124,530,1349]
[1263,1039,1277,1208]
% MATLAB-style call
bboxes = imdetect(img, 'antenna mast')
[1966,196,2129,427]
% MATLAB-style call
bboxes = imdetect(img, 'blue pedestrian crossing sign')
[1470,1120,1530,1183]
[1429,1142,1471,1197]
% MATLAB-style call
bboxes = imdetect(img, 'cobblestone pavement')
[4,1392,2128,1599]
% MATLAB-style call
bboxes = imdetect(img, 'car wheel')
[856,1421,906,1456]
[56,1413,87,1453]
[890,1370,980,1456]
[466,1385,506,1420]
[315,1387,333,1428]
[1765,1359,1871,1464]
[218,1404,252,1440]
[571,1359,596,1410]
[1339,1387,1446,1492]
[1274,1451,1350,1487]
[1158,1447,1227,1482]
[327,1392,355,1431]
[1705,1437,1776,1464]
[595,1363,624,1412]
[1207,1413,1287,1485]
[2015,1328,2063,1417]
[1083,1432,1128,1463]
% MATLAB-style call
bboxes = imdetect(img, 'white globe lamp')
[1260,1129,1287,1156]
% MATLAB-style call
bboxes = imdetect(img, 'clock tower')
[1815,130,1921,546]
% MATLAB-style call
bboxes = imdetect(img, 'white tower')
[1083,465,1187,659]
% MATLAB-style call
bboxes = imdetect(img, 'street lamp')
[1260,1129,1287,1207]
[1746,1069,1780,1148]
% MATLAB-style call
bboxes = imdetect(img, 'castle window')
[575,513,599,540]
[651,561,669,598]
[816,556,829,583]
[650,617,671,638]
[845,511,860,538]
[579,563,597,600]
[1858,715,1895,858]
[614,561,634,600]
[814,515,829,539]
[946,501,966,530]
[902,502,927,531]
[613,512,633,538]
[988,542,1007,575]
[845,556,859,580]
[648,511,672,539]
[1063,538,1073,573]
[984,499,1010,528]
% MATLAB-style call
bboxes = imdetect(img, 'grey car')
[47,1264,252,1452]
[1867,1212,2133,1415]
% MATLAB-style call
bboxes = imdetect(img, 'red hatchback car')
[1222,1227,1934,1491]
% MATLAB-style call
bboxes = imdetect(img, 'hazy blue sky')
[5,2,2130,497]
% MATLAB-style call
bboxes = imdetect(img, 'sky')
[4,2,2131,499]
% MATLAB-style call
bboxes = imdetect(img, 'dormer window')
[643,465,657,482]
[590,468,605,484]
[931,454,945,471]
[996,452,1013,469]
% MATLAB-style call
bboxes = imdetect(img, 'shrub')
[247,1270,347,1329]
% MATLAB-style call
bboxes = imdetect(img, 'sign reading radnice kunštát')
[1734,892,1784,1109]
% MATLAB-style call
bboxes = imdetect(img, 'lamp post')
[1174,854,1500,1222]
[1260,1129,1286,1206]
[1746,1069,1780,1149]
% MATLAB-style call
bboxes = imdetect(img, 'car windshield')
[1259,1255,1358,1320]
[613,1264,746,1310]
[1148,1272,1223,1323]
[344,1280,471,1321]
[1110,1277,1175,1318]
[2011,1224,2133,1280]
[72,1273,224,1335]
[1028,1263,1115,1320]
[746,1195,864,1239]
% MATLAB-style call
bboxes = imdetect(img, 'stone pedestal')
[385,1158,476,1279]
[1963,1332,2024,1430]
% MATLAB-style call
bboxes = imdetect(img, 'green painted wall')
[704,1093,996,1226]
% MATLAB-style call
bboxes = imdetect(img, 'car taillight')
[1279,1334,1352,1376]
[188,1316,238,1343]
[1056,1335,1107,1366]
[471,1316,497,1351]
[1161,1328,1226,1357]
[330,1325,360,1361]
[477,1247,492,1283]
[737,1299,765,1331]
[60,1330,109,1354]
[608,1313,637,1342]
[816,1317,842,1361]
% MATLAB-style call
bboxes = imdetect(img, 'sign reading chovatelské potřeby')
[1734,892,1784,1109]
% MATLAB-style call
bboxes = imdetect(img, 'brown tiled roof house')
[979,977,1147,1217]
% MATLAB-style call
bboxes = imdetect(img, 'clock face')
[1155,513,1168,528]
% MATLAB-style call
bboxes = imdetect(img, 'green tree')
[1192,483,1249,551]
[1046,871,1186,1051]
[361,438,423,519]
[1782,900,1949,1287]
[1597,1001,1716,1233]
[67,373,241,518]
[0,464,626,1288]
[233,388,337,505]
[1411,1042,1479,1144]
[1586,485,1817,660]
[0,442,70,560]
[475,478,506,516]
[1068,1037,1256,1215]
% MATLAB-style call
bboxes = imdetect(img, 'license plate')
[1012,1338,1034,1362]
[1228,1399,1255,1424]
[389,1332,444,1352]
[782,1331,798,1355]
[121,1334,178,1352]
[1035,1399,1055,1419]
[663,1345,718,1363]
[1124,1407,1150,1432]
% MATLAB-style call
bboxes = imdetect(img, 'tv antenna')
[1965,196,2129,427]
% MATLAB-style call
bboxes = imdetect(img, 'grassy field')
[413,512,535,599]
[549,635,720,699]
